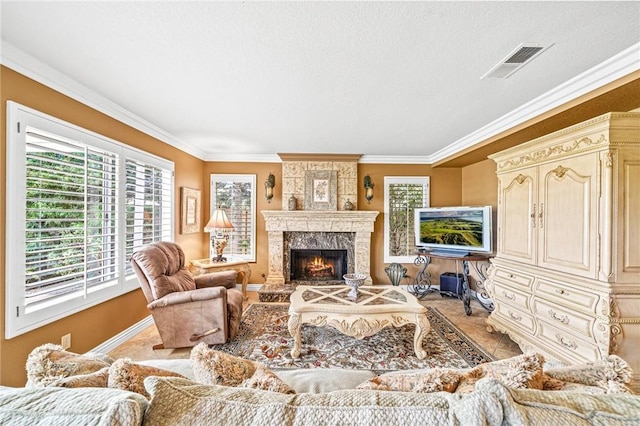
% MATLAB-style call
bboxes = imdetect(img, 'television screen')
[414,206,492,255]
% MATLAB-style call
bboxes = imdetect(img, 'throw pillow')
[356,368,462,393]
[48,366,110,388]
[190,343,295,394]
[240,365,296,394]
[108,358,186,398]
[25,343,114,387]
[543,355,632,394]
[190,343,257,386]
[455,352,545,394]
[541,373,565,390]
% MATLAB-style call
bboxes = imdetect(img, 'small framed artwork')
[304,170,337,210]
[180,187,201,234]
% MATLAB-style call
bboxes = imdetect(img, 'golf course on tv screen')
[419,210,483,248]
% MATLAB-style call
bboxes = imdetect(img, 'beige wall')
[462,159,497,207]
[0,66,206,386]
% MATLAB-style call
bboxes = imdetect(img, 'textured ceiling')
[1,1,639,162]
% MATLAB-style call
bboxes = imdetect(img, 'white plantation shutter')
[124,159,173,275]
[210,175,256,262]
[384,177,430,263]
[6,102,174,338]
[25,132,119,306]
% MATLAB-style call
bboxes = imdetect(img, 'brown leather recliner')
[130,241,244,349]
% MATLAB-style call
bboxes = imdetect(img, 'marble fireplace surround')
[262,210,379,285]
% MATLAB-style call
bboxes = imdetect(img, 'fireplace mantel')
[262,210,379,284]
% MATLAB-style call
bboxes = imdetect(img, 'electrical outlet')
[61,333,71,350]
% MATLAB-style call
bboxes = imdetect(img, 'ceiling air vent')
[482,43,550,79]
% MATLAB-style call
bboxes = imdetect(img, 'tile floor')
[108,290,522,362]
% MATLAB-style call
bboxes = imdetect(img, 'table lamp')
[204,208,234,262]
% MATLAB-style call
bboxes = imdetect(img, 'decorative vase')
[343,198,354,211]
[343,273,367,299]
[288,195,297,211]
[385,263,407,286]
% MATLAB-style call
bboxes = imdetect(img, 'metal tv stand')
[410,250,494,315]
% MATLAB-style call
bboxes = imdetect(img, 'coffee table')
[288,285,430,359]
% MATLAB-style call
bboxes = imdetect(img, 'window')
[384,177,430,263]
[6,102,174,338]
[209,175,256,262]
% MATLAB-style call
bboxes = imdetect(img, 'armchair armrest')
[147,287,226,310]
[194,270,237,290]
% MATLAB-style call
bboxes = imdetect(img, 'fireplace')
[291,249,347,282]
[262,210,379,285]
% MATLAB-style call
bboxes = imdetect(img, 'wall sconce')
[265,172,275,203]
[364,174,374,204]
[204,208,234,262]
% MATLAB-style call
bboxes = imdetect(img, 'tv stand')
[410,251,494,315]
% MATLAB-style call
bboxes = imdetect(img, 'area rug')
[211,303,495,373]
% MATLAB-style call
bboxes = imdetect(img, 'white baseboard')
[246,284,262,292]
[91,315,154,354]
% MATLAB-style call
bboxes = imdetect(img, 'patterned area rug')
[211,303,494,372]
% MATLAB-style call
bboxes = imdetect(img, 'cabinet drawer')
[493,303,535,334]
[494,268,534,289]
[536,321,600,363]
[492,281,531,310]
[535,279,600,312]
[533,298,595,341]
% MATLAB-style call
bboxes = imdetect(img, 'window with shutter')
[124,158,173,275]
[384,177,430,263]
[209,174,256,262]
[6,102,174,338]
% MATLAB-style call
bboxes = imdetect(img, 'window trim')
[383,176,430,263]
[5,101,174,339]
[209,174,256,262]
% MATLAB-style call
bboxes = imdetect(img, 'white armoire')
[485,112,640,390]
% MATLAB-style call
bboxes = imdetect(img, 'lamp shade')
[204,208,234,232]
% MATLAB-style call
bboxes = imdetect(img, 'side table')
[190,258,251,300]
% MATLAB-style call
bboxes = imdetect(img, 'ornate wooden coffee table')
[288,285,430,359]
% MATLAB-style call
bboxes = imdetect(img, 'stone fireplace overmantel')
[262,210,379,285]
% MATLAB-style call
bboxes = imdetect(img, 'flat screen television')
[414,206,492,256]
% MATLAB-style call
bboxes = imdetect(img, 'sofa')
[0,343,639,426]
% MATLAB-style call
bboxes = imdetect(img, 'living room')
[1,1,639,396]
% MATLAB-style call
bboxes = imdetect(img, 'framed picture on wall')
[304,170,337,210]
[180,187,201,234]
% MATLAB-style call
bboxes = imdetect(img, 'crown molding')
[0,42,207,159]
[358,155,433,164]
[201,152,282,163]
[429,42,640,164]
[277,153,363,162]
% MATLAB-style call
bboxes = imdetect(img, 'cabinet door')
[498,169,537,265]
[537,154,599,278]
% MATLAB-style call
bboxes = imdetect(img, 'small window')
[384,176,430,263]
[210,174,256,262]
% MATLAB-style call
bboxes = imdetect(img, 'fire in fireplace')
[290,249,347,282]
